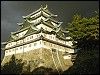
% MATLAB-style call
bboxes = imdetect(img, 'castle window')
[37,35,38,37]
[9,50,11,52]
[8,43,10,46]
[40,41,41,44]
[30,37,31,39]
[49,36,52,39]
[31,36,33,38]
[24,45,27,48]
[50,43,52,47]
[52,44,54,47]
[27,37,29,40]
[20,40,23,43]
[16,48,18,50]
[22,33,24,36]
[52,48,56,52]
[20,46,22,49]
[6,50,8,53]
[34,42,37,46]
[44,41,46,45]
[30,35,33,39]
[53,37,54,39]
[17,41,20,44]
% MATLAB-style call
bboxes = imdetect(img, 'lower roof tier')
[2,35,74,51]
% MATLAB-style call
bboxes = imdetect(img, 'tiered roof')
[2,5,72,44]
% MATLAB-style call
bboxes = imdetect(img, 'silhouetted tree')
[31,66,61,75]
[63,11,99,74]
[1,55,25,74]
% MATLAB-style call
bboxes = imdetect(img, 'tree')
[31,66,60,75]
[67,11,99,50]
[63,11,99,74]
[1,55,25,74]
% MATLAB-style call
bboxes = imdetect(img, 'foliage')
[67,11,99,49]
[63,11,99,74]
[1,55,25,74]
[62,48,99,74]
[1,55,62,74]
[31,66,60,75]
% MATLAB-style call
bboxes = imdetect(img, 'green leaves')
[64,11,99,74]
[67,11,99,49]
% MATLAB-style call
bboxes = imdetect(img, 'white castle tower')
[1,5,74,72]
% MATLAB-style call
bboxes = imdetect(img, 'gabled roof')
[4,26,72,44]
[28,19,54,28]
[22,5,56,19]
[42,7,57,17]
[6,35,14,42]
[11,26,30,35]
[26,11,49,21]
[44,18,58,26]
[24,26,37,36]
[13,20,31,35]
[19,20,31,29]
[6,33,18,42]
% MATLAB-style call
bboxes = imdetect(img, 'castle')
[2,5,75,72]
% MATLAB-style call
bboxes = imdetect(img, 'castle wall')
[2,48,73,72]
[36,24,53,31]
[5,38,74,57]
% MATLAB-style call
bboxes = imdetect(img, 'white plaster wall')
[11,42,16,46]
[23,34,39,43]
[17,40,23,45]
[30,16,46,24]
[63,55,71,59]
[18,30,28,38]
[5,35,74,56]
[5,50,9,56]
[36,24,53,31]
[5,43,11,48]
[65,48,74,53]
[51,22,58,26]
[42,41,66,52]
[66,41,73,47]
[5,49,15,56]
[66,37,71,39]
[31,11,41,18]
[16,47,23,54]
[42,11,50,17]
[5,40,74,56]
[45,34,56,40]
[5,42,16,48]
[55,38,66,45]
[23,44,29,52]
[33,40,43,50]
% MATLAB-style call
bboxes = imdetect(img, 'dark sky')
[1,1,99,59]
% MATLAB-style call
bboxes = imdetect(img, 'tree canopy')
[63,10,99,74]
[1,55,25,74]
[66,11,99,49]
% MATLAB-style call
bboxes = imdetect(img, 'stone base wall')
[1,48,73,71]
